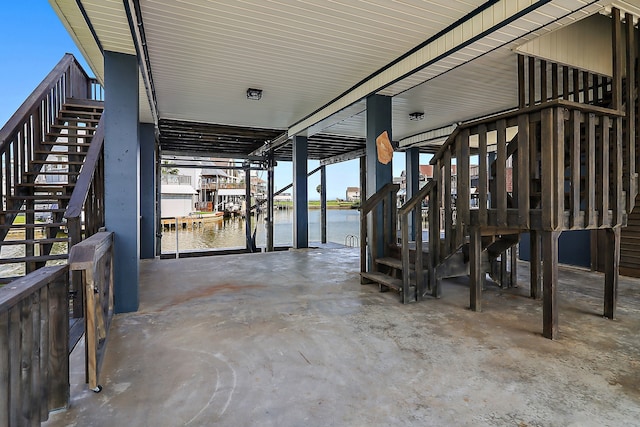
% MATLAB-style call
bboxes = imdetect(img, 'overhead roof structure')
[49,0,640,162]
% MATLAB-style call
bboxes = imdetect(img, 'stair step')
[46,132,94,139]
[2,208,66,214]
[58,110,101,119]
[24,171,80,176]
[360,271,404,292]
[375,257,413,271]
[18,183,75,188]
[7,195,71,200]
[34,150,88,156]
[41,141,93,147]
[63,100,104,110]
[50,124,97,131]
[0,238,68,246]
[0,222,66,229]
[0,254,68,265]
[31,160,85,165]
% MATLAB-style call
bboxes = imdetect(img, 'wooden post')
[469,226,483,311]
[320,165,327,244]
[604,227,621,319]
[517,114,530,227]
[518,55,525,108]
[478,125,488,225]
[244,166,252,251]
[496,119,507,227]
[612,8,622,111]
[530,230,542,299]
[542,231,560,339]
[510,241,518,288]
[48,276,69,411]
[626,13,637,211]
[585,113,596,227]
[431,165,442,298]
[0,312,9,427]
[570,110,581,228]
[554,107,565,230]
[360,156,367,278]
[443,148,453,253]
[541,108,555,230]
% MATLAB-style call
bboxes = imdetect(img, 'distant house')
[161,184,198,217]
[345,187,360,201]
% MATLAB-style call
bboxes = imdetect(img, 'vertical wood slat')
[540,59,547,103]
[625,13,637,211]
[573,68,580,103]
[496,119,507,227]
[542,231,560,339]
[541,108,555,230]
[454,137,464,248]
[585,113,597,227]
[0,311,9,427]
[554,108,565,230]
[517,114,530,227]
[612,8,622,110]
[570,110,581,228]
[39,286,50,422]
[9,305,22,427]
[458,129,470,225]
[443,148,452,254]
[478,125,488,225]
[510,243,518,288]
[528,56,536,106]
[552,63,559,100]
[414,202,423,302]
[428,183,440,297]
[29,292,41,427]
[582,71,590,104]
[601,116,611,227]
[613,117,624,226]
[530,230,542,300]
[469,226,482,312]
[562,66,570,100]
[48,277,69,411]
[518,55,526,108]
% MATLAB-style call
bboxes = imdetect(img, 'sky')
[0,2,420,201]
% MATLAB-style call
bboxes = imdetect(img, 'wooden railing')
[359,183,399,278]
[430,100,626,238]
[0,265,70,425]
[398,180,437,300]
[64,114,106,316]
[0,54,94,240]
[69,231,114,393]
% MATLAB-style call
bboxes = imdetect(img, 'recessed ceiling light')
[246,88,263,100]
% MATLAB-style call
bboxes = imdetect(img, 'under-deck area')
[44,248,640,426]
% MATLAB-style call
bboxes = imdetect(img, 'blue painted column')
[366,95,393,257]
[405,147,420,241]
[104,51,140,313]
[293,135,308,248]
[139,123,156,259]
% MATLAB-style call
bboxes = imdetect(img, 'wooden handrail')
[430,99,623,166]
[64,114,105,220]
[0,54,78,149]
[398,180,436,216]
[360,182,400,214]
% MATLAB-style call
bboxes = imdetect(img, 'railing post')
[68,217,84,318]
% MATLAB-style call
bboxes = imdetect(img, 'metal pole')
[175,217,179,258]
[267,153,275,251]
[245,166,252,251]
[320,165,327,244]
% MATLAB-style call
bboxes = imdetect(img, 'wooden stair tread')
[0,254,68,265]
[0,222,66,229]
[2,208,66,214]
[7,195,71,200]
[24,171,80,175]
[50,124,97,130]
[360,271,404,292]
[31,160,85,165]
[375,257,413,270]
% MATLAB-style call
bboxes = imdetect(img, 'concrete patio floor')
[45,247,640,426]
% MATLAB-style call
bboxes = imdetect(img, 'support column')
[542,231,560,339]
[266,153,275,252]
[469,226,483,312]
[405,147,420,241]
[530,231,542,299]
[245,166,252,251]
[293,135,308,248]
[366,95,393,257]
[320,165,327,244]
[104,51,140,313]
[139,123,156,259]
[604,227,621,319]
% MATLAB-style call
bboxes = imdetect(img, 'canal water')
[161,208,361,253]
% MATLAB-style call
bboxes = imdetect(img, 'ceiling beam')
[320,148,366,166]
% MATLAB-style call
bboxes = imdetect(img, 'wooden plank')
[613,117,623,226]
[554,108,565,230]
[604,227,621,319]
[573,68,580,103]
[85,269,99,389]
[443,148,453,254]
[518,54,526,108]
[48,277,69,411]
[9,305,22,426]
[612,8,622,110]
[626,13,637,211]
[601,116,611,228]
[530,231,542,299]
[586,113,596,227]
[429,172,441,297]
[496,119,507,227]
[551,63,559,100]
[458,129,470,226]
[570,110,581,228]
[39,286,50,421]
[562,66,569,100]
[582,71,590,104]
[478,125,488,225]
[510,242,518,288]
[517,114,530,227]
[528,56,536,106]
[540,59,547,103]
[469,226,483,312]
[413,202,424,301]
[401,216,411,303]
[0,311,9,427]
[542,231,560,339]
[29,292,41,426]
[541,108,554,230]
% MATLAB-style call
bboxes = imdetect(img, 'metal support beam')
[320,148,366,166]
[321,165,327,244]
[293,135,308,248]
[405,147,420,241]
[245,166,252,251]
[267,153,275,252]
[104,51,140,313]
[140,123,156,259]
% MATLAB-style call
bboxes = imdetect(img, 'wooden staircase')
[0,98,103,282]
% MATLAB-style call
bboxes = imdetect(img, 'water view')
[161,208,360,253]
